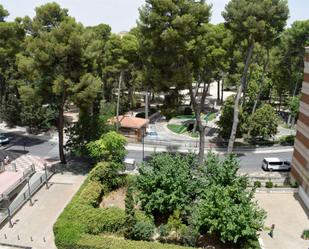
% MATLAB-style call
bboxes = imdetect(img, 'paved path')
[0,173,85,249]
[256,192,309,249]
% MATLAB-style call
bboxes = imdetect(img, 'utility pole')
[116,71,123,131]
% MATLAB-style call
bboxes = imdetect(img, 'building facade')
[291,47,309,209]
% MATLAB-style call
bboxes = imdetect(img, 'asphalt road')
[0,129,293,174]
[127,150,293,173]
[0,130,59,159]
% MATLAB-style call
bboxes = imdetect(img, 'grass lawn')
[205,112,216,121]
[167,124,187,134]
[175,114,195,120]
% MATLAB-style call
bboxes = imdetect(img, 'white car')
[0,134,10,145]
[262,157,291,171]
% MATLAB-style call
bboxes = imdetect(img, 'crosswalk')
[0,151,58,173]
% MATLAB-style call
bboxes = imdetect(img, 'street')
[0,129,293,174]
[128,149,293,173]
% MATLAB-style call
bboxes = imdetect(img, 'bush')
[241,237,261,249]
[162,108,178,121]
[265,180,273,188]
[290,181,299,188]
[279,135,295,145]
[180,226,200,247]
[253,181,261,188]
[302,230,309,240]
[132,221,155,241]
[77,234,194,249]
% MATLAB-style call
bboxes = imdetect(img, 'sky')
[1,0,309,33]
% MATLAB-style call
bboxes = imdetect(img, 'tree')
[287,95,300,126]
[223,0,289,153]
[124,185,137,240]
[0,5,25,124]
[138,0,212,164]
[192,153,266,244]
[217,95,246,140]
[86,131,127,163]
[17,3,101,163]
[136,153,198,217]
[248,104,278,140]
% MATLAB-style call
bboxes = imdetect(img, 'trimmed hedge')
[77,234,194,249]
[54,162,192,249]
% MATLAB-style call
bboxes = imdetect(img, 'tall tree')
[223,0,289,153]
[17,3,101,163]
[138,0,212,164]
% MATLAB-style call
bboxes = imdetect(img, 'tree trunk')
[228,42,254,154]
[221,78,224,104]
[58,96,66,164]
[116,71,123,132]
[189,83,209,164]
[217,80,220,102]
[145,88,149,119]
[252,49,270,114]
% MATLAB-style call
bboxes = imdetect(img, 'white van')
[262,158,291,171]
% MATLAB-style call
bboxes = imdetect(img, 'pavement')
[256,192,309,249]
[0,172,85,249]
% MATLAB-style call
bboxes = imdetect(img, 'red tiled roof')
[110,115,149,129]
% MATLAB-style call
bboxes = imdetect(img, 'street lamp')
[142,128,145,161]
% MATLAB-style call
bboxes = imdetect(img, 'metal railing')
[0,165,35,203]
[0,166,54,226]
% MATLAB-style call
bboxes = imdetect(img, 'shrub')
[253,181,262,188]
[180,226,200,247]
[302,230,309,240]
[77,234,194,249]
[279,135,295,145]
[265,180,273,188]
[241,237,261,249]
[132,221,155,241]
[290,181,299,188]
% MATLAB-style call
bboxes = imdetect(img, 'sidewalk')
[256,192,309,249]
[0,173,85,249]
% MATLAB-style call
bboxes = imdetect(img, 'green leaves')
[86,131,127,163]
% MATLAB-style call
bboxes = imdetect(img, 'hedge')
[77,235,194,249]
[54,162,191,249]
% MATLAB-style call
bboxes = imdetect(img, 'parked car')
[261,157,291,171]
[124,158,136,171]
[0,134,10,145]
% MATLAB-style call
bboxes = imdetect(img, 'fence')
[0,165,35,203]
[0,166,54,226]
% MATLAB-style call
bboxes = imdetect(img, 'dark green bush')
[265,180,273,188]
[253,181,261,188]
[183,107,193,115]
[132,221,155,241]
[241,237,261,249]
[180,226,200,247]
[279,135,295,145]
[302,230,309,239]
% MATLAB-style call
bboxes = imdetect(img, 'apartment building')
[291,47,309,209]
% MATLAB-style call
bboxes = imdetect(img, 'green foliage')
[265,180,273,188]
[65,114,113,156]
[124,186,136,240]
[248,104,278,140]
[89,161,125,191]
[77,234,194,249]
[132,221,155,241]
[288,95,300,118]
[192,153,266,244]
[180,226,200,247]
[20,104,57,133]
[253,181,262,188]
[217,96,246,139]
[302,230,309,240]
[279,135,295,146]
[167,210,186,240]
[86,131,127,163]
[137,153,198,216]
